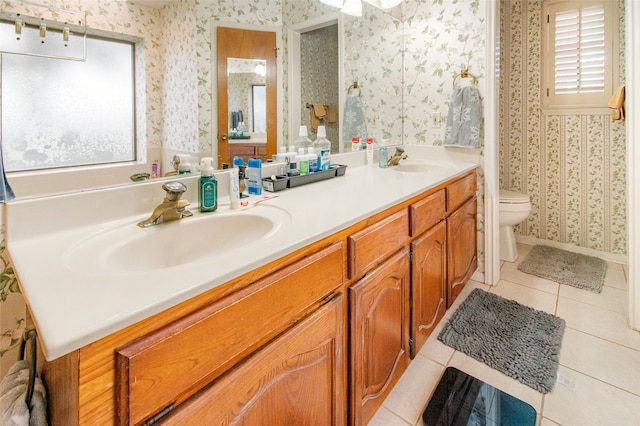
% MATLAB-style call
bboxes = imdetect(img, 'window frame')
[541,0,619,113]
[1,32,138,174]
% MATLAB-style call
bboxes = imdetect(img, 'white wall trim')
[484,0,501,286]
[626,0,639,330]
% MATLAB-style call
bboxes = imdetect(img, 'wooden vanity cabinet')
[115,242,343,426]
[446,195,478,308]
[347,209,411,426]
[41,168,478,426]
[158,294,345,425]
[349,249,411,426]
[410,220,447,358]
[228,143,267,163]
[408,171,477,357]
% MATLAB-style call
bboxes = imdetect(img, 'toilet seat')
[499,189,529,204]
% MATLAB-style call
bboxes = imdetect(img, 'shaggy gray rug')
[518,245,607,293]
[438,289,565,393]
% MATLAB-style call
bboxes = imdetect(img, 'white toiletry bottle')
[307,147,318,173]
[275,147,287,163]
[313,126,331,171]
[366,137,374,165]
[286,148,298,176]
[229,167,240,209]
[246,158,262,195]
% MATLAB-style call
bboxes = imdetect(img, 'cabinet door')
[446,196,478,308]
[349,249,410,426]
[158,294,346,425]
[115,243,343,426]
[410,220,447,358]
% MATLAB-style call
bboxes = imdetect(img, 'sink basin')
[63,206,290,273]
[392,161,456,174]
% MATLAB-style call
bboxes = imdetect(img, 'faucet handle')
[162,181,187,201]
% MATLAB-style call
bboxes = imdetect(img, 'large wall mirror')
[227,58,267,136]
[2,0,403,197]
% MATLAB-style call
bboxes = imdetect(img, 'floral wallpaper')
[499,0,627,255]
[160,0,199,153]
[402,0,486,274]
[340,3,404,145]
[403,0,486,146]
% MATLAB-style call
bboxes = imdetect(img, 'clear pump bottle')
[294,125,313,152]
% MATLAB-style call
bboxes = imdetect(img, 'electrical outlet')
[430,112,441,127]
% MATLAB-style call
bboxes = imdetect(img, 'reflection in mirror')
[3,0,404,198]
[299,24,339,151]
[227,58,267,139]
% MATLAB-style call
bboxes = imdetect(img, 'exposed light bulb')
[254,63,266,76]
[341,0,362,16]
[319,0,344,8]
[381,0,402,8]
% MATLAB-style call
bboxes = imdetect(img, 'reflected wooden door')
[217,27,277,168]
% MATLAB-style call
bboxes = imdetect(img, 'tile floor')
[369,243,640,426]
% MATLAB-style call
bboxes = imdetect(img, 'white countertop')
[6,147,478,360]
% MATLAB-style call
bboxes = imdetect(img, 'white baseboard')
[514,235,628,265]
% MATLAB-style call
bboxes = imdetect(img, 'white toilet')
[499,189,531,262]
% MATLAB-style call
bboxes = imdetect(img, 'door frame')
[288,13,342,152]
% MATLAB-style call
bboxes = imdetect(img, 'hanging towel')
[327,104,338,124]
[0,360,47,426]
[310,103,326,131]
[342,95,367,142]
[443,85,482,148]
[608,85,625,121]
[0,146,15,202]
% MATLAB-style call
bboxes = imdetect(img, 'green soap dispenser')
[199,157,217,212]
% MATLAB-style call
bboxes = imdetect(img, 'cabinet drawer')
[446,172,476,212]
[409,189,446,237]
[115,242,344,426]
[256,145,267,155]
[229,145,255,156]
[159,295,345,425]
[348,210,409,279]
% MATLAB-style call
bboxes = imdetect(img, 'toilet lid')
[499,189,529,203]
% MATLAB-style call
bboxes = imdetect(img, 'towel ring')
[347,81,361,96]
[19,329,37,407]
[452,69,478,87]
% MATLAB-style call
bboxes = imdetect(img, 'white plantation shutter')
[544,1,615,109]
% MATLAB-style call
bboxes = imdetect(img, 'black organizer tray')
[261,164,347,192]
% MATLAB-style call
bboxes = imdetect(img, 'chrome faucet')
[387,147,408,166]
[137,181,193,228]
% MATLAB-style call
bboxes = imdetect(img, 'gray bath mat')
[518,245,607,293]
[438,288,565,393]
